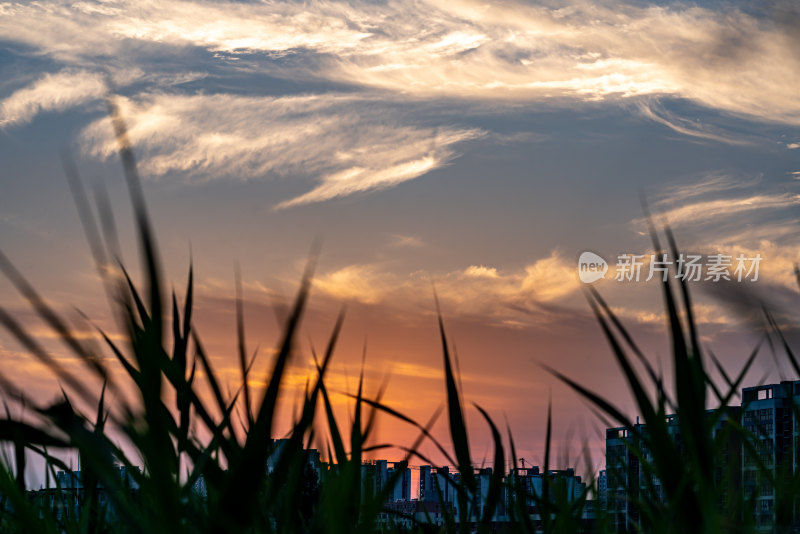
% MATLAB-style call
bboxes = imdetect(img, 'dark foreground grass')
[0,100,797,533]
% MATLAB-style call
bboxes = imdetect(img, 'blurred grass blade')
[474,404,504,532]
[235,263,253,428]
[437,308,475,494]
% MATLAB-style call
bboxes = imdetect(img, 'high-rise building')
[741,381,800,530]
[386,461,412,501]
[266,438,322,479]
[606,407,742,532]
[362,460,412,503]
[603,381,800,532]
[507,466,586,515]
[29,466,140,522]
[598,469,608,509]
[418,465,458,505]
[419,465,434,502]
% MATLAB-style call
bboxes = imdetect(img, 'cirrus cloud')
[1,0,799,124]
[0,69,105,127]
[80,92,483,207]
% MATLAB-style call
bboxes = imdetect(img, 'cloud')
[437,252,582,314]
[0,0,371,63]
[308,250,772,338]
[314,264,392,304]
[640,176,800,291]
[610,303,735,327]
[2,0,799,127]
[274,144,457,209]
[0,70,105,127]
[80,92,482,207]
[326,1,800,124]
[388,234,424,248]
[699,241,800,291]
[520,251,582,303]
[634,100,752,146]
[643,193,800,227]
[654,172,763,204]
[312,251,583,323]
[463,265,500,279]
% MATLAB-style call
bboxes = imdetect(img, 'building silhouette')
[361,459,411,502]
[605,380,800,532]
[28,466,140,523]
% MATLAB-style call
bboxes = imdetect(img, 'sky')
[1,0,799,485]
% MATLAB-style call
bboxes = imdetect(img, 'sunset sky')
[1,0,799,485]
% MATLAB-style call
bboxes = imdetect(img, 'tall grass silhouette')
[0,98,796,533]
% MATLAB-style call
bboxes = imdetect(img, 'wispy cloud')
[0,0,371,62]
[106,0,373,55]
[80,92,482,207]
[634,100,752,146]
[274,129,475,209]
[323,1,800,124]
[640,176,800,290]
[2,0,799,126]
[0,70,105,127]
[654,171,763,204]
[645,172,799,229]
[388,234,424,248]
[648,193,800,226]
